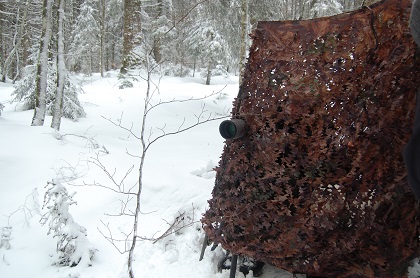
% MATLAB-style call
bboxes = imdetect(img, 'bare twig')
[97,221,132,255]
[104,195,136,217]
[78,153,138,196]
[4,189,40,228]
[145,113,227,153]
[101,86,229,142]
[145,85,227,115]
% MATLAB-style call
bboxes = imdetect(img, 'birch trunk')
[32,0,53,126]
[51,0,65,130]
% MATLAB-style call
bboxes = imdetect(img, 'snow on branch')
[0,227,12,250]
[40,180,96,267]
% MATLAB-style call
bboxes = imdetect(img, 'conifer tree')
[187,22,225,85]
[40,180,96,267]
[68,0,100,75]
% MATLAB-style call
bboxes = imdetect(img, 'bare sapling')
[86,51,228,278]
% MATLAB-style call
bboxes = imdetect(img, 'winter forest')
[0,0,377,129]
[5,0,420,278]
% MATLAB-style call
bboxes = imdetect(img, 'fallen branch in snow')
[51,129,108,154]
[153,207,200,244]
[152,212,187,244]
[53,132,99,148]
[52,159,87,183]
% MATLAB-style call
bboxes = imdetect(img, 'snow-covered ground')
[0,72,418,278]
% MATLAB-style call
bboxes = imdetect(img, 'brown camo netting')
[202,0,420,277]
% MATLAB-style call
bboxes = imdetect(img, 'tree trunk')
[120,0,141,74]
[0,1,5,82]
[152,0,163,63]
[100,0,106,77]
[110,42,115,70]
[0,2,29,82]
[1,7,20,82]
[12,0,30,82]
[205,58,212,85]
[51,0,65,130]
[32,0,54,126]
[89,47,93,75]
[153,37,162,64]
[121,0,132,74]
[239,0,248,86]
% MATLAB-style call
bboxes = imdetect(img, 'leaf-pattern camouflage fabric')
[202,0,420,277]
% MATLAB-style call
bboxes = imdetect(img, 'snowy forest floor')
[0,71,419,278]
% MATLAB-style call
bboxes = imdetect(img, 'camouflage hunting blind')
[202,0,420,277]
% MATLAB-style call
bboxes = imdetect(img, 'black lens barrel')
[219,119,246,139]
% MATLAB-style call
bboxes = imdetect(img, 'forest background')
[1,0,380,91]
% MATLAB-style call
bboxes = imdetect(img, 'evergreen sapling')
[40,180,96,267]
[0,226,12,250]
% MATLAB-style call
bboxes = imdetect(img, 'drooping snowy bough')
[202,0,420,277]
[41,180,96,267]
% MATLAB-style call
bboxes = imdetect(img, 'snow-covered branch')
[40,180,96,267]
